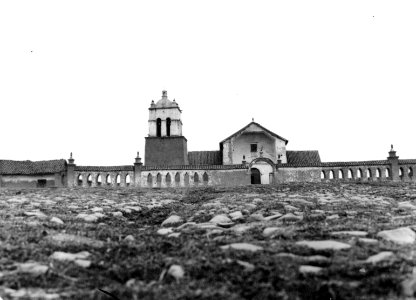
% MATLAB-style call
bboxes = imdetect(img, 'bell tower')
[145,91,189,166]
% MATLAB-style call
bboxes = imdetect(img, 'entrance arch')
[248,157,276,184]
[251,168,261,184]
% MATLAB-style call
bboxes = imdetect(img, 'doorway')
[37,179,47,188]
[251,168,261,184]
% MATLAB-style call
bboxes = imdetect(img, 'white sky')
[1,1,415,166]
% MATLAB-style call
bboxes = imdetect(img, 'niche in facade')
[157,118,162,137]
[166,118,171,137]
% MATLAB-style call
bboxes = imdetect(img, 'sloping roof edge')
[0,159,67,175]
[220,122,288,145]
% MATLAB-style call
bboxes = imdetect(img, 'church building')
[1,91,415,188]
[142,91,322,186]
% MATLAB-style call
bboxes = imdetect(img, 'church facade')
[1,91,416,188]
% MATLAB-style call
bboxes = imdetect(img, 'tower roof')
[152,90,180,109]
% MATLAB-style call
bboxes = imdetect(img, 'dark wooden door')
[251,168,261,184]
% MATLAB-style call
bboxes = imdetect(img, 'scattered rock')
[303,255,330,264]
[253,198,263,204]
[220,243,263,252]
[264,213,283,221]
[17,262,48,275]
[177,222,197,229]
[2,288,60,299]
[284,205,299,211]
[236,260,255,271]
[299,265,323,275]
[24,211,47,219]
[50,216,64,224]
[112,211,123,217]
[296,240,351,251]
[162,215,183,227]
[76,212,105,222]
[248,213,264,222]
[209,214,232,224]
[167,265,184,281]
[50,251,91,262]
[326,214,339,221]
[402,268,416,297]
[168,232,181,238]
[74,259,92,268]
[91,207,104,212]
[398,202,416,210]
[47,233,105,248]
[157,228,174,235]
[359,238,378,244]
[124,206,142,212]
[291,199,314,207]
[365,251,394,264]
[279,213,302,222]
[263,227,282,237]
[229,211,244,221]
[232,224,254,234]
[124,235,135,242]
[377,227,416,245]
[217,222,235,228]
[330,231,368,237]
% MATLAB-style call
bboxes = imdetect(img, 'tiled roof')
[188,151,222,165]
[321,160,389,167]
[75,166,134,172]
[220,122,288,145]
[0,159,66,175]
[142,164,248,171]
[286,151,321,166]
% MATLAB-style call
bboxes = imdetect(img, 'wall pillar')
[120,173,126,187]
[334,169,339,180]
[54,173,63,187]
[82,173,88,187]
[361,168,367,181]
[134,152,143,188]
[380,167,386,181]
[67,154,76,187]
[388,147,400,182]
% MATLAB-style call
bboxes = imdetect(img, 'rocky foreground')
[1,183,416,299]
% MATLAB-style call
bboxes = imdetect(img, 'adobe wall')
[141,169,250,188]
[276,167,321,183]
[320,162,416,182]
[1,174,57,188]
[73,170,135,188]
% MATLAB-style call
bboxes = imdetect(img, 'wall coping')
[75,166,134,172]
[142,164,248,171]
[320,160,390,167]
[74,158,416,173]
[399,159,416,165]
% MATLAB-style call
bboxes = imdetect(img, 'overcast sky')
[1,1,415,166]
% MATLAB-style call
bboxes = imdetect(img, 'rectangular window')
[250,143,257,152]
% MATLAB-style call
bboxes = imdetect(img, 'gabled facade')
[220,121,289,165]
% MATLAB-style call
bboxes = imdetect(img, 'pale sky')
[1,1,415,166]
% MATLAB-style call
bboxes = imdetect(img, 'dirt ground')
[1,182,416,299]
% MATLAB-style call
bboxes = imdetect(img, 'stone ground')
[1,182,416,299]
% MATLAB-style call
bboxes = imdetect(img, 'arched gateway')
[248,157,276,184]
